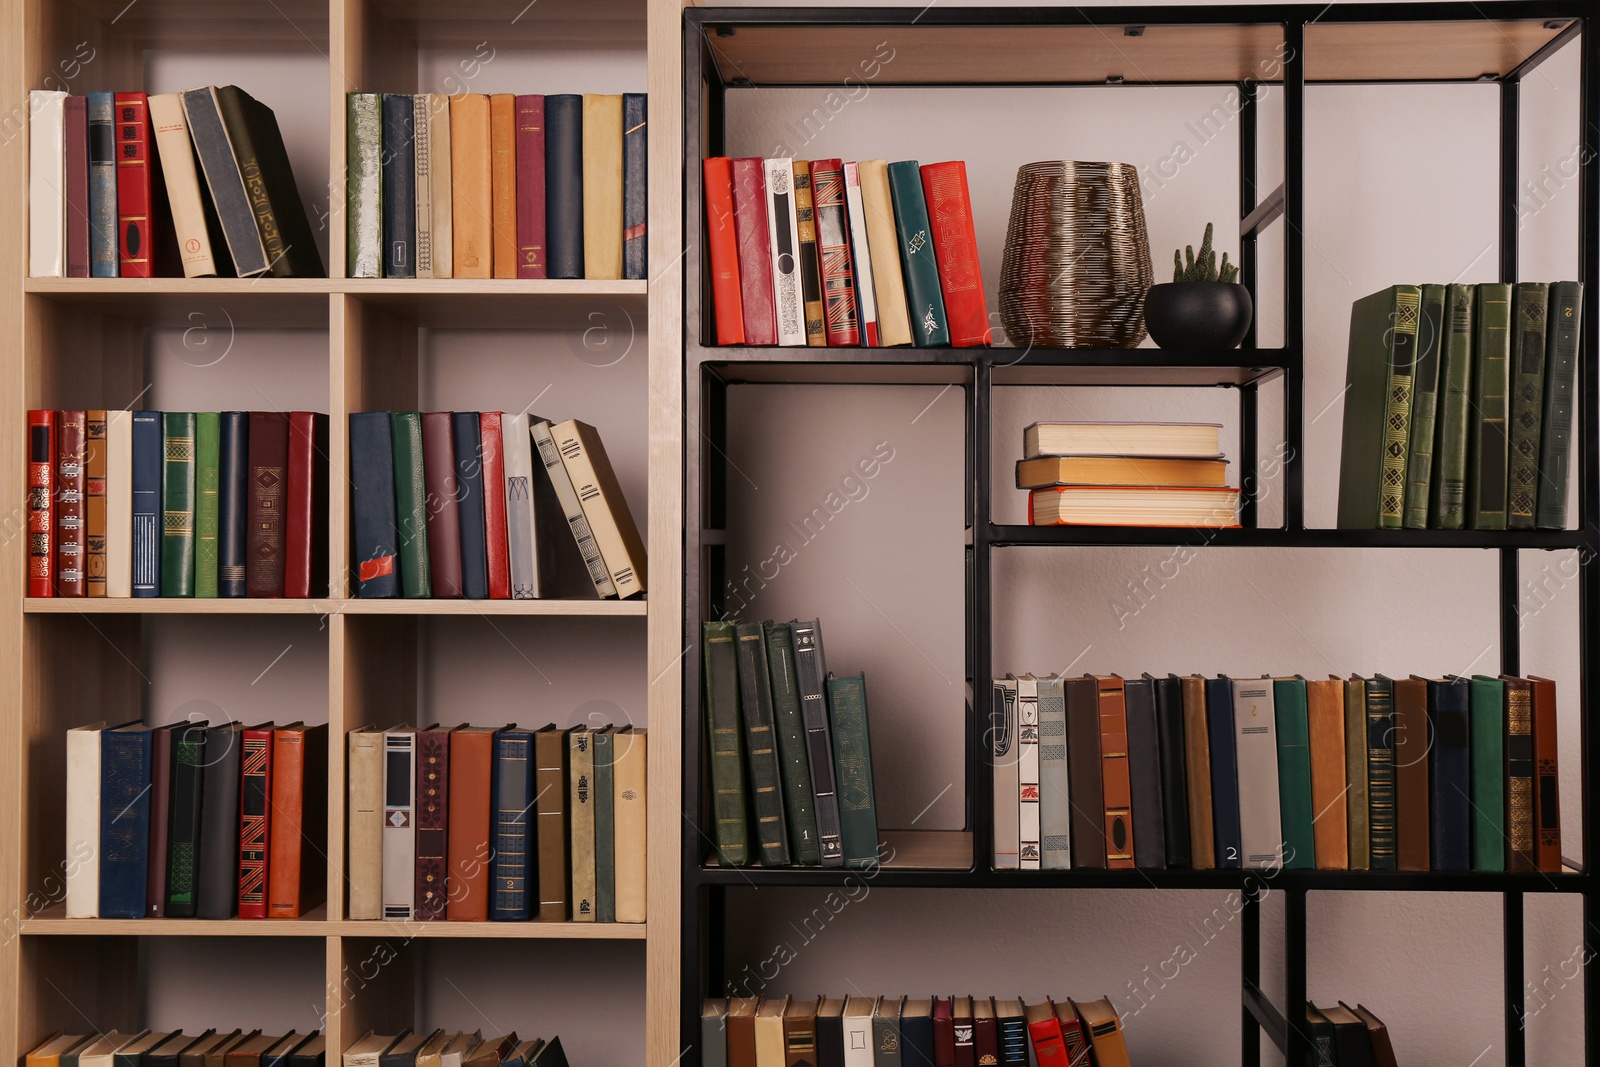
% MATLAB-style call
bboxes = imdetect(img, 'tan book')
[612,726,647,922]
[551,419,646,598]
[346,724,384,920]
[427,93,453,278]
[1180,676,1215,869]
[461,1035,516,1067]
[412,95,434,279]
[439,1032,480,1067]
[340,1033,394,1067]
[754,997,789,1067]
[412,1030,448,1067]
[581,94,623,280]
[1306,678,1349,870]
[569,727,597,921]
[450,94,492,279]
[489,93,517,278]
[857,159,912,346]
[1073,999,1131,1067]
[148,93,219,277]
[1015,454,1228,489]
[76,1031,132,1067]
[27,1033,90,1067]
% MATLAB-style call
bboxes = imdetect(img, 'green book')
[389,412,431,598]
[886,160,950,347]
[734,620,790,865]
[346,93,383,279]
[1342,675,1369,870]
[826,672,880,868]
[1536,281,1584,529]
[1336,285,1420,528]
[593,725,616,922]
[166,721,207,911]
[701,621,749,867]
[1431,282,1475,529]
[1469,283,1514,530]
[193,412,221,597]
[1365,676,1397,871]
[160,411,197,596]
[1468,675,1506,871]
[1404,284,1446,528]
[764,622,820,865]
[1507,282,1550,528]
[1272,677,1314,869]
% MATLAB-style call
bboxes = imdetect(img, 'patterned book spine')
[166,723,206,916]
[491,730,534,919]
[1508,282,1550,528]
[194,412,220,597]
[791,619,844,865]
[99,727,152,918]
[1537,282,1584,528]
[569,729,596,919]
[791,160,826,345]
[346,93,383,278]
[55,411,86,596]
[530,419,616,597]
[1531,676,1562,872]
[1378,287,1420,528]
[85,410,108,596]
[622,92,647,280]
[1344,675,1370,868]
[131,410,162,597]
[1038,677,1071,869]
[414,727,449,920]
[1365,678,1397,870]
[87,92,118,277]
[842,162,880,346]
[412,95,433,278]
[1097,676,1135,868]
[181,87,266,275]
[1016,675,1041,869]
[812,159,861,346]
[1403,284,1446,528]
[1470,284,1513,529]
[1505,678,1536,872]
[160,411,197,597]
[246,412,290,597]
[764,157,807,345]
[383,727,417,919]
[28,410,56,597]
[992,678,1020,869]
[1433,284,1475,528]
[237,726,274,918]
[114,93,156,277]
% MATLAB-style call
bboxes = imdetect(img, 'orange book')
[1095,676,1135,868]
[1305,678,1349,869]
[447,725,498,920]
[490,93,517,278]
[266,722,328,918]
[450,94,492,279]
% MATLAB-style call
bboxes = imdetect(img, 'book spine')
[887,160,950,347]
[29,90,66,277]
[166,724,206,916]
[1532,677,1562,872]
[919,161,990,347]
[1306,679,1348,870]
[991,679,1020,869]
[1153,678,1189,868]
[1038,677,1071,869]
[65,96,89,277]
[1097,677,1135,869]
[827,674,879,867]
[1181,676,1215,869]
[593,728,616,921]
[1537,282,1584,528]
[383,729,417,919]
[703,158,746,345]
[181,88,267,275]
[65,727,101,916]
[87,91,117,277]
[237,726,274,918]
[859,159,912,346]
[580,94,622,279]
[765,623,821,865]
[1433,283,1475,528]
[1428,678,1472,871]
[350,412,400,598]
[545,94,584,279]
[1122,679,1166,869]
[791,160,827,345]
[215,88,302,275]
[1378,286,1420,528]
[218,412,249,597]
[27,411,55,597]
[267,727,311,917]
[569,730,597,919]
[1392,680,1430,872]
[491,94,518,278]
[446,729,492,921]
[452,413,489,599]
[480,413,511,599]
[734,621,791,865]
[428,94,453,278]
[491,731,534,920]
[530,420,616,597]
[131,411,162,597]
[1470,284,1513,529]
[346,730,383,920]
[85,410,108,596]
[813,159,862,347]
[622,93,647,280]
[1205,677,1242,868]
[1365,678,1397,870]
[842,162,880,346]
[502,412,538,599]
[615,730,647,923]
[114,92,155,277]
[55,411,86,596]
[1272,680,1314,869]
[421,411,464,597]
[1067,677,1107,867]
[535,729,569,921]
[1469,677,1506,871]
[450,93,491,278]
[515,94,547,278]
[160,411,197,597]
[1014,679,1043,871]
[552,420,646,598]
[99,729,152,918]
[791,620,844,865]
[412,95,433,278]
[381,94,416,278]
[149,94,215,277]
[1403,284,1446,527]
[246,412,290,597]
[146,725,173,915]
[1506,679,1536,871]
[1508,283,1550,528]
[106,412,133,597]
[194,412,220,597]
[390,412,431,597]
[198,725,242,918]
[764,158,808,345]
[414,727,450,920]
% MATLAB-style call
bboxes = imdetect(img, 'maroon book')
[54,410,86,597]
[246,411,290,597]
[283,412,327,598]
[65,97,89,277]
[514,94,546,279]
[730,157,776,345]
[973,1000,999,1067]
[414,723,452,920]
[421,412,464,597]
[932,997,955,1067]
[146,723,180,917]
[479,412,510,599]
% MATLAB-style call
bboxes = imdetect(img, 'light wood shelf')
[22,598,647,616]
[18,906,647,940]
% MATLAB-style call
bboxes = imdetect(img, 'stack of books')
[1306,1004,1398,1067]
[702,157,990,348]
[1337,281,1585,530]
[349,413,644,600]
[27,410,329,599]
[346,93,646,281]
[701,619,879,869]
[29,87,323,279]
[342,1033,566,1067]
[991,672,1562,874]
[64,720,327,920]
[27,1031,326,1067]
[1020,421,1240,527]
[702,994,1130,1067]
[347,723,646,923]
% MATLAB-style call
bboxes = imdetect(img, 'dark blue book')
[218,412,249,597]
[490,726,535,920]
[1206,675,1243,868]
[100,722,154,918]
[544,94,584,279]
[1425,675,1472,870]
[451,412,488,599]
[87,91,118,277]
[381,94,416,278]
[263,1033,311,1067]
[132,410,163,597]
[621,93,647,280]
[899,999,935,1067]
[349,412,400,598]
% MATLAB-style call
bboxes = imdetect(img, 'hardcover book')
[1403,283,1446,527]
[530,418,617,598]
[842,162,881,346]
[446,724,498,920]
[421,412,464,597]
[1272,677,1314,870]
[534,725,571,920]
[1180,675,1215,869]
[1365,676,1398,871]
[194,412,221,597]
[1425,676,1472,871]
[414,724,452,920]
[266,722,329,918]
[593,726,616,921]
[792,159,826,345]
[1537,282,1584,528]
[544,94,584,279]
[350,412,399,598]
[166,721,208,915]
[918,161,990,346]
[1393,677,1431,871]
[1305,677,1349,869]
[1016,674,1042,869]
[113,92,165,278]
[149,92,222,276]
[515,94,547,278]
[284,412,328,598]
[63,96,86,274]
[198,721,245,918]
[246,412,290,597]
[764,157,808,345]
[65,722,107,916]
[622,93,647,279]
[569,727,597,919]
[734,621,790,865]
[146,723,180,915]
[30,90,67,276]
[390,413,431,598]
[703,620,749,867]
[382,93,416,278]
[812,158,861,346]
[106,412,133,596]
[427,94,453,278]
[581,94,623,279]
[382,725,417,919]
[1064,676,1105,868]
[1343,675,1370,868]
[1529,675,1563,872]
[1468,674,1506,871]
[828,673,879,867]
[451,93,492,278]
[766,622,821,864]
[1507,282,1550,528]
[1470,283,1514,529]
[452,413,489,599]
[85,410,108,596]
[551,419,647,598]
[730,157,776,344]
[1096,676,1135,868]
[1123,674,1165,867]
[791,619,845,865]
[857,159,913,347]
[613,727,647,922]
[1432,282,1475,528]
[218,412,249,597]
[55,410,86,596]
[100,723,154,919]
[346,94,382,278]
[412,94,434,277]
[1337,285,1421,528]
[991,677,1019,870]
[1206,676,1242,868]
[480,412,512,599]
[886,160,950,347]
[87,92,117,277]
[491,726,535,919]
[27,411,53,595]
[704,157,746,344]
[132,411,161,597]
[491,94,518,278]
[1038,675,1072,869]
[160,412,197,596]
[346,724,384,920]
[237,722,275,918]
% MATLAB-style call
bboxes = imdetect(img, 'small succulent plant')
[1172,222,1239,284]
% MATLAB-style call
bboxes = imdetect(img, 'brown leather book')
[1180,675,1215,869]
[726,998,759,1067]
[1072,998,1131,1067]
[1096,676,1135,868]
[1349,1003,1399,1067]
[182,1031,240,1067]
[415,724,454,921]
[1392,677,1431,871]
[783,996,820,1067]
[462,1035,515,1067]
[1528,675,1563,871]
[146,722,181,916]
[1305,678,1349,869]
[267,722,328,917]
[246,412,290,597]
[207,1031,257,1067]
[489,93,517,278]
[1501,675,1537,871]
[447,725,499,920]
[224,1033,279,1067]
[534,724,570,921]
[450,94,492,279]
[1064,676,1105,868]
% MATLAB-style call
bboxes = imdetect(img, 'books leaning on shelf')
[1019,421,1239,527]
[63,720,327,920]
[28,86,324,279]
[345,722,647,923]
[26,410,329,599]
[990,672,1563,876]
[701,618,878,869]
[349,413,645,600]
[1306,1003,1399,1067]
[1337,281,1584,531]
[702,156,991,348]
[701,993,1131,1067]
[28,1030,327,1067]
[345,92,647,281]
[342,1032,567,1067]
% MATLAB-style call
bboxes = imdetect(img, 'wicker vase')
[998,161,1153,349]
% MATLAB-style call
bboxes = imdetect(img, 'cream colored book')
[346,724,384,920]
[412,1030,448,1067]
[412,95,434,279]
[551,419,646,599]
[105,410,132,597]
[65,721,108,916]
[428,93,453,278]
[75,1031,132,1067]
[381,723,417,920]
[754,997,789,1067]
[1233,677,1284,869]
[841,998,877,1067]
[439,1032,480,1067]
[569,727,597,921]
[612,727,647,922]
[857,160,912,346]
[530,419,617,598]
[29,90,65,277]
[341,1032,392,1067]
[148,94,218,277]
[581,94,623,279]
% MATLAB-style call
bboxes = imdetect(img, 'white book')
[763,157,807,345]
[1016,674,1041,869]
[439,1032,480,1067]
[29,90,66,277]
[991,678,1019,869]
[428,93,453,279]
[148,93,218,277]
[382,724,418,920]
[76,1031,133,1067]
[1038,674,1071,869]
[1233,676,1284,869]
[841,997,877,1067]
[842,162,880,346]
[502,412,539,599]
[105,410,132,597]
[413,95,434,278]
[346,724,384,920]
[65,720,108,916]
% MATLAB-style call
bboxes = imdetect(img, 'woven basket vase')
[998,161,1153,349]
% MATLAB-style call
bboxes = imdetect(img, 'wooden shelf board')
[345,279,648,329]
[24,598,646,617]
[340,598,648,616]
[336,919,647,939]
[24,278,332,328]
[63,0,329,46]
[365,0,646,48]
[18,905,647,938]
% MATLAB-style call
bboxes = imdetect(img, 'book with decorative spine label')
[515,94,546,278]
[569,727,597,919]
[1016,674,1042,869]
[813,158,861,346]
[1337,285,1420,528]
[1470,283,1514,529]
[194,413,220,597]
[887,160,950,347]
[490,726,534,920]
[764,157,807,345]
[413,724,451,920]
[1365,676,1397,871]
[55,410,86,596]
[85,411,108,596]
[1507,282,1550,527]
[1096,675,1135,868]
[765,622,820,864]
[236,722,275,918]
[792,619,845,866]
[381,94,416,278]
[1536,281,1584,528]
[1431,282,1475,528]
[412,95,434,278]
[791,160,826,345]
[734,622,790,866]
[1528,675,1562,872]
[346,94,382,278]
[1404,284,1446,527]
[382,725,417,920]
[159,412,197,596]
[1038,675,1071,870]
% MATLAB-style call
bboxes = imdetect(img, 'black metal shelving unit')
[679,5,1599,1065]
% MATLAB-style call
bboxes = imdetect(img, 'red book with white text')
[920,160,991,347]
[515,94,547,278]
[479,412,511,599]
[703,157,745,344]
[114,92,162,278]
[284,412,327,598]
[237,722,276,919]
[27,410,56,598]
[730,157,776,345]
[55,410,87,596]
[811,158,861,346]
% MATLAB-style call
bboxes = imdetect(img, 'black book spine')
[218,411,249,597]
[733,621,790,866]
[349,412,400,598]
[452,412,489,599]
[381,93,416,278]
[491,729,535,920]
[1427,677,1473,871]
[790,619,844,866]
[621,93,647,280]
[1154,674,1191,868]
[166,722,208,916]
[544,94,584,279]
[197,724,242,918]
[1124,676,1166,868]
[234,91,324,277]
[181,87,269,276]
[1206,676,1243,869]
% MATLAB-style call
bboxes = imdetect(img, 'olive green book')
[1403,283,1446,528]
[1507,282,1550,529]
[1536,281,1584,529]
[1365,675,1397,871]
[702,621,750,867]
[160,411,197,596]
[734,620,791,865]
[826,672,880,868]
[1272,677,1314,869]
[1431,282,1475,529]
[1469,283,1513,530]
[764,622,820,864]
[193,412,220,598]
[1342,674,1369,869]
[593,725,616,921]
[1468,675,1506,871]
[389,412,431,597]
[1337,285,1420,528]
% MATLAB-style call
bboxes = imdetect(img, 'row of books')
[1306,1004,1399,1067]
[992,673,1562,874]
[1018,421,1240,527]
[350,413,645,601]
[346,92,645,281]
[702,994,1130,1067]
[64,721,326,920]
[28,1031,325,1067]
[1338,281,1585,530]
[29,87,322,279]
[348,723,646,924]
[343,1033,566,1067]
[702,157,990,349]
[701,619,878,869]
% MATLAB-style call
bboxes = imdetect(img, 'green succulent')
[1172,222,1240,284]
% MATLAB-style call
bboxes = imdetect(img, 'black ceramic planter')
[1143,281,1254,350]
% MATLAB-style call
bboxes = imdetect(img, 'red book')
[952,996,976,1067]
[114,92,159,278]
[55,410,86,596]
[268,722,327,918]
[65,97,89,277]
[810,158,861,346]
[703,157,745,344]
[478,412,510,599]
[514,94,546,278]
[1529,675,1562,872]
[284,412,327,599]
[730,157,776,345]
[972,999,999,1067]
[1026,1005,1068,1065]
[932,997,955,1067]
[920,161,992,347]
[27,410,56,598]
[237,722,275,919]
[421,412,464,597]
[415,723,452,920]
[246,412,290,597]
[1053,1000,1089,1065]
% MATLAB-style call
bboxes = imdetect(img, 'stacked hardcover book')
[349,413,644,600]
[1019,421,1240,527]
[346,723,646,923]
[27,1031,326,1067]
[346,92,646,280]
[991,672,1563,875]
[27,410,329,599]
[64,720,327,920]
[702,157,990,348]
[1337,281,1585,530]
[342,1033,566,1067]
[1305,1004,1400,1067]
[29,87,323,279]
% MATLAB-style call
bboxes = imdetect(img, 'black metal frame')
[678,5,1599,1066]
